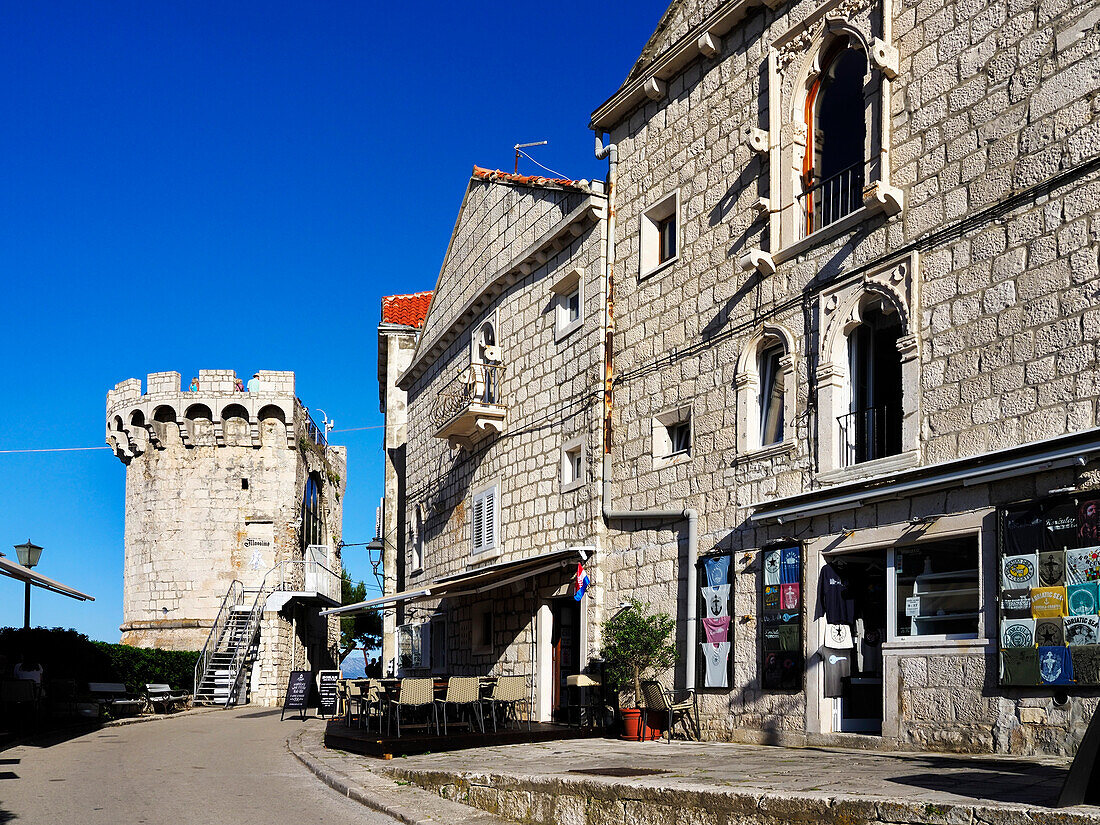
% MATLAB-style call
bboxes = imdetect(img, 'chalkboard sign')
[317,670,340,718]
[280,670,311,720]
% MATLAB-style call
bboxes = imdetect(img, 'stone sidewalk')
[291,727,1100,825]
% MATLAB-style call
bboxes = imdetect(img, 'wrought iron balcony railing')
[838,404,899,467]
[432,362,506,447]
[798,159,867,237]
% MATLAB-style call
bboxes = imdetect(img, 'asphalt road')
[0,708,397,825]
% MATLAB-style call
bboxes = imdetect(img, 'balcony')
[838,405,902,468]
[433,362,506,450]
[798,160,866,238]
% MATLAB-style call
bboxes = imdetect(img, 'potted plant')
[600,599,677,741]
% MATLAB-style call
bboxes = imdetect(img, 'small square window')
[552,269,584,341]
[561,437,585,490]
[640,191,679,277]
[472,602,493,655]
[653,407,691,462]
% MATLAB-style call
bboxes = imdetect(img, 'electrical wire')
[0,446,111,454]
[515,148,570,181]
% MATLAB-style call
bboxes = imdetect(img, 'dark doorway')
[550,599,581,722]
[827,551,886,734]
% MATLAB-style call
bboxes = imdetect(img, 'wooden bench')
[144,683,190,713]
[87,682,145,717]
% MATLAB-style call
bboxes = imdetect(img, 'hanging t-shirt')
[701,585,730,618]
[1080,500,1100,545]
[1038,645,1074,685]
[1066,615,1100,646]
[1039,551,1067,587]
[1068,582,1099,616]
[1067,547,1100,584]
[702,616,730,643]
[780,583,800,610]
[761,611,799,628]
[762,627,783,651]
[1001,648,1039,686]
[1035,618,1065,647]
[1031,586,1067,618]
[1002,553,1039,590]
[1071,645,1100,683]
[859,627,883,675]
[702,642,729,688]
[1000,618,1036,648]
[778,625,800,651]
[1001,589,1032,619]
[762,548,781,586]
[821,648,851,698]
[779,547,801,584]
[823,623,854,650]
[704,555,730,588]
[763,585,780,610]
[817,562,854,625]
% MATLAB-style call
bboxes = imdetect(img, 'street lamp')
[14,540,43,629]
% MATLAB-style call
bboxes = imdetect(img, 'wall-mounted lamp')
[610,601,633,619]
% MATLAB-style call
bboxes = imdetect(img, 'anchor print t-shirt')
[701,585,730,619]
[702,642,730,688]
[1038,645,1074,685]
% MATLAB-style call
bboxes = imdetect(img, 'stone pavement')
[291,727,1100,825]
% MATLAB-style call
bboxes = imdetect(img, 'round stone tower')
[106,369,346,705]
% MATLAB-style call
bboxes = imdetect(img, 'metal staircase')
[192,558,340,706]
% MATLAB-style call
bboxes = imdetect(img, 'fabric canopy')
[321,546,590,617]
[0,555,95,601]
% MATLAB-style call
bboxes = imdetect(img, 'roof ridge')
[471,165,587,191]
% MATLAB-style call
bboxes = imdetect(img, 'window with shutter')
[471,484,498,554]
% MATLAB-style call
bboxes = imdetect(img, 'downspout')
[595,132,700,691]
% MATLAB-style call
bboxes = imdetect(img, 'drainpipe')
[595,132,700,691]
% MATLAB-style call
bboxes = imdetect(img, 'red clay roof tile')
[471,165,586,191]
[381,291,432,328]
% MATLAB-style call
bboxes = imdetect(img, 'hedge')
[0,627,198,692]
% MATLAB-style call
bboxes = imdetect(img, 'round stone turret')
[106,369,346,706]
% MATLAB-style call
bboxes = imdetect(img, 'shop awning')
[0,555,95,601]
[320,546,590,617]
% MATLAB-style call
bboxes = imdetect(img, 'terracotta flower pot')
[619,708,663,741]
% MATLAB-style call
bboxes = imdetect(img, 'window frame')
[470,482,500,556]
[639,190,680,279]
[735,324,798,457]
[552,268,585,342]
[472,601,494,655]
[653,406,692,465]
[561,435,586,492]
[888,540,981,644]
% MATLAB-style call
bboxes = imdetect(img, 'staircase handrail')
[194,580,244,697]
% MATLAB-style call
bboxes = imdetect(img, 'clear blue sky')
[0,0,669,641]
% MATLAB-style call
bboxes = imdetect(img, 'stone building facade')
[358,167,610,721]
[377,292,433,671]
[106,369,345,705]
[587,0,1100,756]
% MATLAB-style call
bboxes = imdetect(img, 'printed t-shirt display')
[702,642,730,688]
[780,583,800,610]
[1067,547,1100,585]
[1071,645,1100,682]
[1002,553,1039,590]
[1065,615,1100,646]
[1001,589,1032,619]
[823,623,854,649]
[704,555,730,587]
[779,547,801,584]
[1001,648,1039,686]
[817,562,854,625]
[702,616,730,643]
[821,649,851,698]
[763,585,780,610]
[1039,550,1067,587]
[1001,618,1036,649]
[762,549,781,586]
[1030,586,1067,618]
[701,585,730,619]
[1035,619,1065,647]
[1067,582,1099,616]
[1038,645,1074,685]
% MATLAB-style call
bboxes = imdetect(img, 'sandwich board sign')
[317,670,341,718]
[281,670,311,720]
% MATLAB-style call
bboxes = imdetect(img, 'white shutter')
[484,488,496,549]
[472,493,484,551]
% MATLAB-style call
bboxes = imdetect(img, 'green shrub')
[600,599,677,708]
[0,627,197,692]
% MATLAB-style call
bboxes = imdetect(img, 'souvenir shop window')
[893,539,979,640]
[999,493,1100,688]
[698,554,733,689]
[760,544,804,691]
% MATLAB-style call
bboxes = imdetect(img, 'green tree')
[600,599,677,708]
[339,570,382,661]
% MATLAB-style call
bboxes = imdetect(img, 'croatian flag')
[573,562,590,601]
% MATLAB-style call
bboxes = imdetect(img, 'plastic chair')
[435,676,484,734]
[482,675,530,731]
[392,678,438,738]
[640,679,698,741]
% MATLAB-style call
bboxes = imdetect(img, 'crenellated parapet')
[106,370,299,462]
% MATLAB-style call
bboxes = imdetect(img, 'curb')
[287,727,512,825]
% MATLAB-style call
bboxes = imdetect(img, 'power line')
[0,446,111,454]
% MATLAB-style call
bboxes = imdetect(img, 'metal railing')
[193,556,343,705]
[432,362,505,429]
[193,580,245,698]
[798,160,866,237]
[838,405,898,467]
[303,412,327,447]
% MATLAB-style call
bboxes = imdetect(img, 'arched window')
[735,325,797,455]
[803,42,867,234]
[842,301,903,465]
[301,473,324,550]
